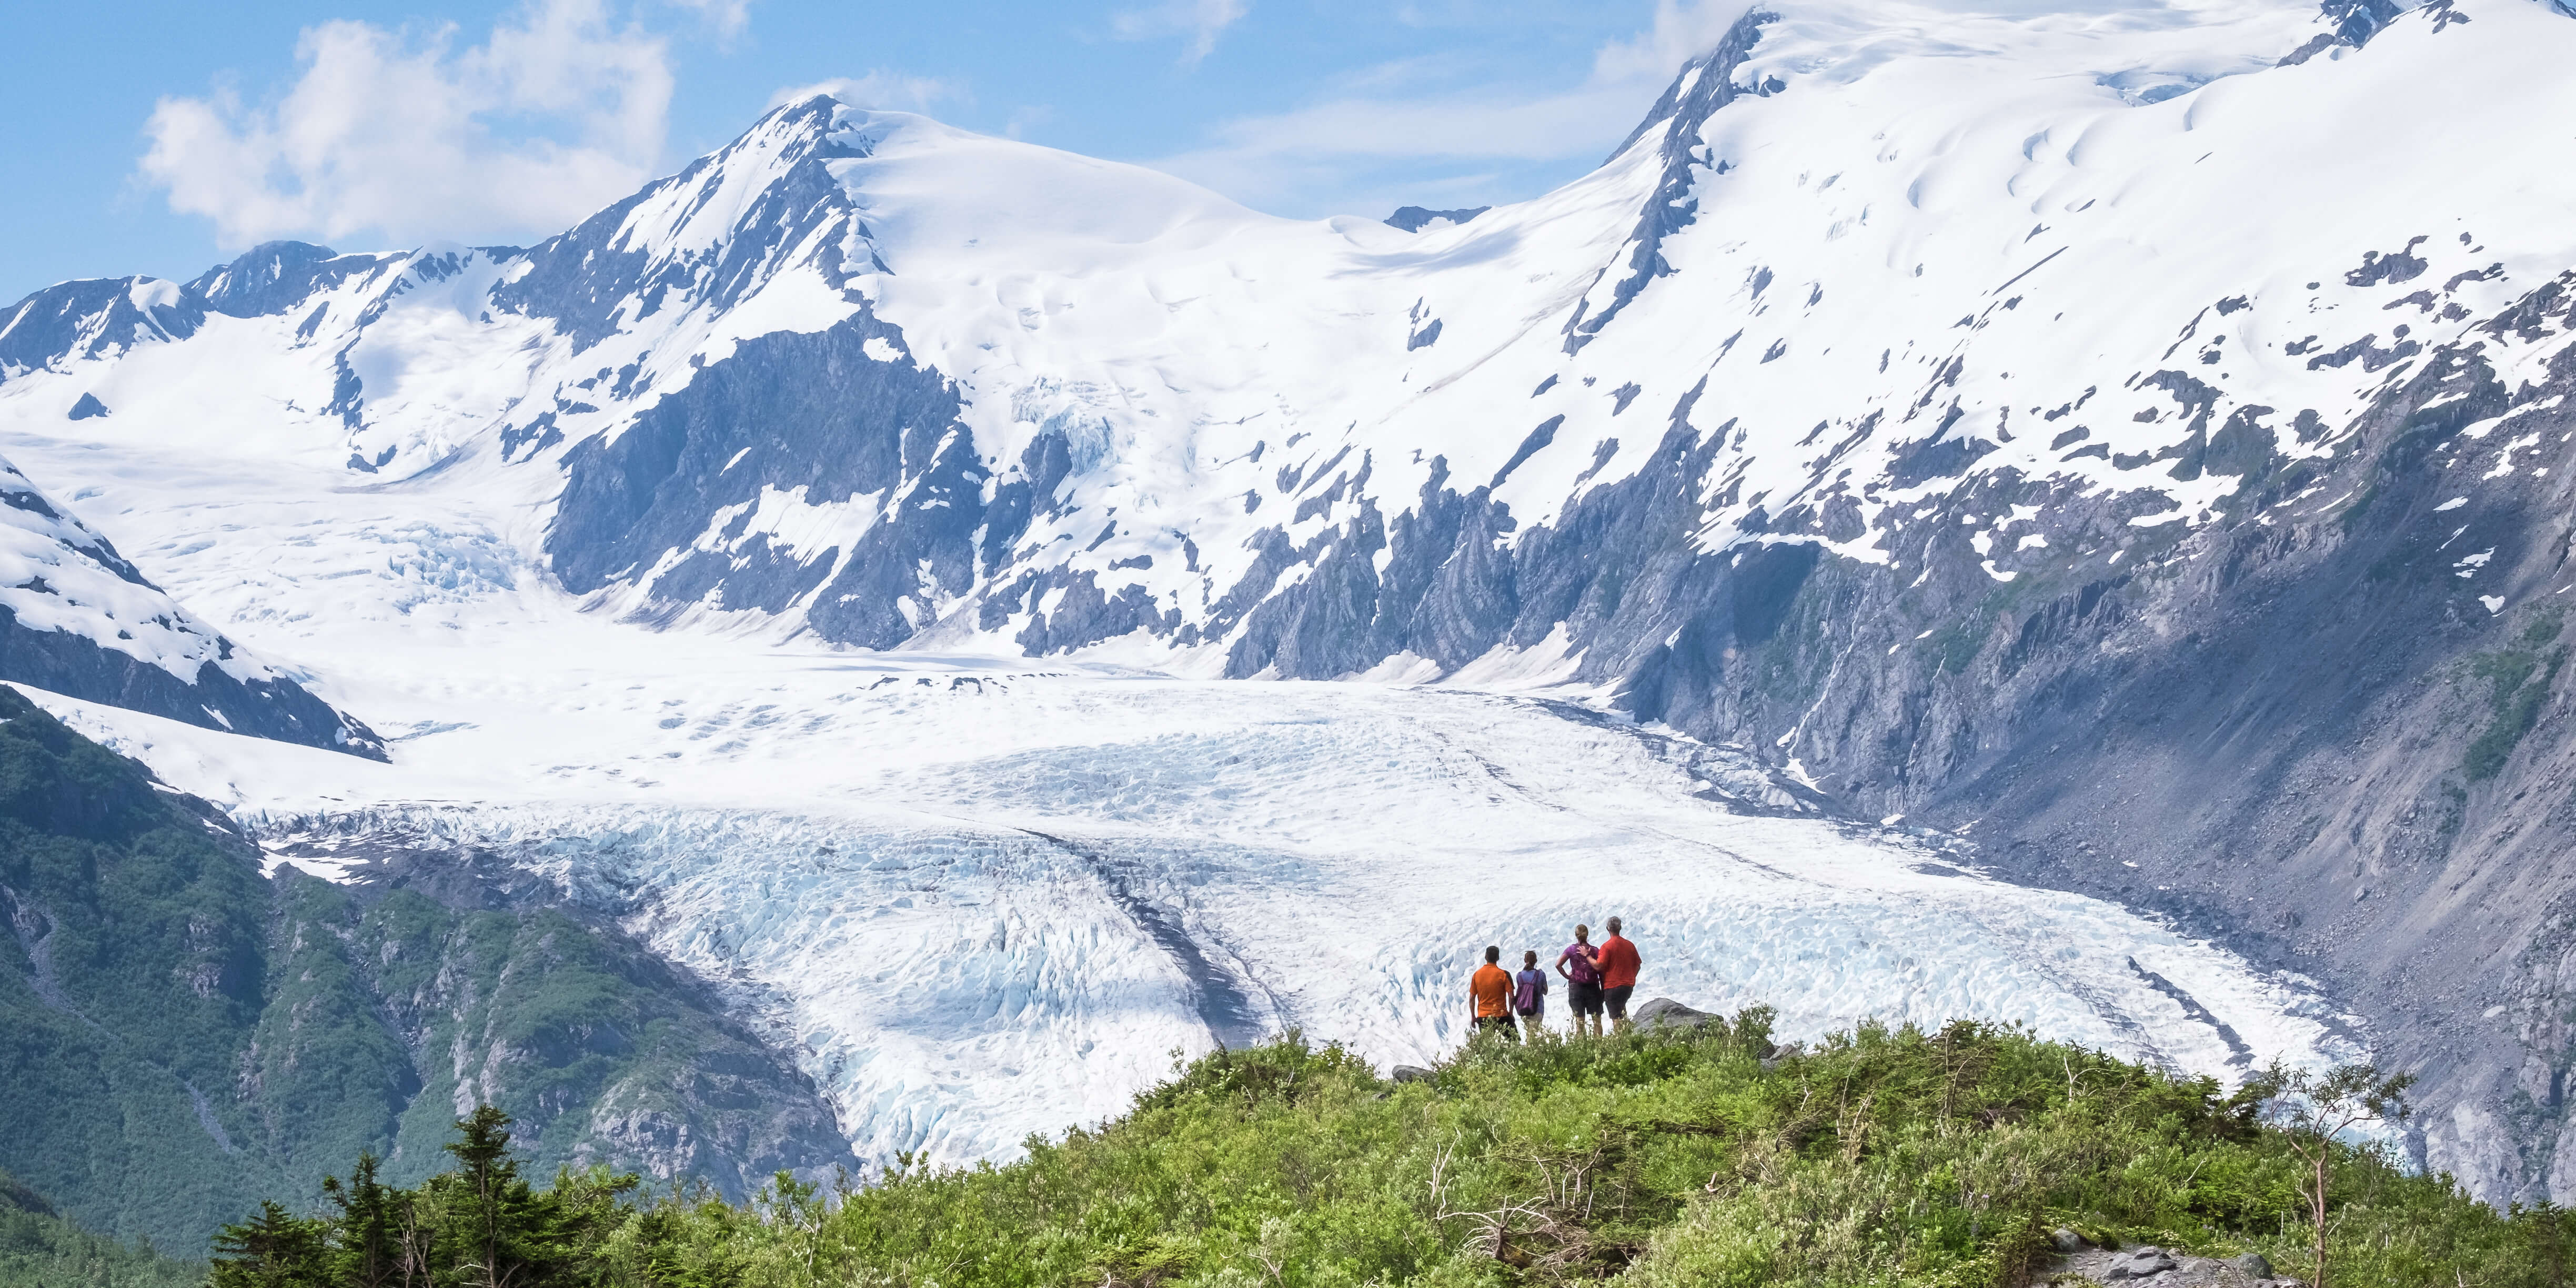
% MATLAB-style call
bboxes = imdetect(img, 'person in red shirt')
[1596,916,1642,1034]
[1469,945,1518,1043]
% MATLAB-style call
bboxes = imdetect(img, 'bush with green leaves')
[210,1014,2576,1287]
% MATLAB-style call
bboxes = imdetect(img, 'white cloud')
[1003,105,1057,141]
[768,71,962,114]
[1139,0,1750,215]
[138,0,676,251]
[666,0,753,40]
[1113,0,1252,66]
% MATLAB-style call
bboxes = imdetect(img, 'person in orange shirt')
[1469,945,1518,1043]
[1596,916,1643,1034]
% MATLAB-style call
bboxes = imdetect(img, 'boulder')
[2102,1246,2177,1281]
[1632,998,1720,1030]
[2050,1227,2087,1253]
[2231,1252,2273,1277]
[1390,1065,1435,1084]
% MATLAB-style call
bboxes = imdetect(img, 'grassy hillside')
[0,685,842,1256]
[210,1016,2576,1287]
[0,1170,200,1288]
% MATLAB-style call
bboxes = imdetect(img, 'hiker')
[1597,916,1642,1034]
[1470,945,1519,1043]
[1556,924,1604,1038]
[1513,949,1550,1041]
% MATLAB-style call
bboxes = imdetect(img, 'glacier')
[24,662,2361,1169]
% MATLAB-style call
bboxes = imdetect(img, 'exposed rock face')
[1629,281,2576,1205]
[1384,206,1491,234]
[289,861,850,1201]
[547,310,989,646]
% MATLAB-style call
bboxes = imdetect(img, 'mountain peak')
[188,240,393,319]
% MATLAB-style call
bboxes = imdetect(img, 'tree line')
[207,1106,818,1288]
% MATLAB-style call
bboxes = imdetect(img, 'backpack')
[1514,969,1547,1012]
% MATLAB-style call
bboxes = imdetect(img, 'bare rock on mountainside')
[1383,205,1491,233]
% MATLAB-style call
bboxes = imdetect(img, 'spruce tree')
[208,1200,327,1288]
[322,1153,400,1288]
[436,1105,559,1288]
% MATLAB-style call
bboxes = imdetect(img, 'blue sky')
[0,1,1749,304]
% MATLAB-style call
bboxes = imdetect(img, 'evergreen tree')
[435,1105,559,1288]
[544,1165,643,1288]
[208,1200,327,1288]
[321,1153,400,1288]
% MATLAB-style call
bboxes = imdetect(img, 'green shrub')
[208,1017,2576,1287]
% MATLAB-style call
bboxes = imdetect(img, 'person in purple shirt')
[1512,950,1550,1041]
[1556,923,1604,1039]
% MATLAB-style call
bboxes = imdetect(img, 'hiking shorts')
[1605,985,1635,1020]
[1569,981,1605,1016]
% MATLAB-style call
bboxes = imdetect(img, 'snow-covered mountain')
[5,0,2576,1203]
[0,449,380,756]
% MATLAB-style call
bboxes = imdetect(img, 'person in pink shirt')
[1556,924,1604,1038]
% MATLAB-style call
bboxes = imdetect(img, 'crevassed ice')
[52,669,2363,1170]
